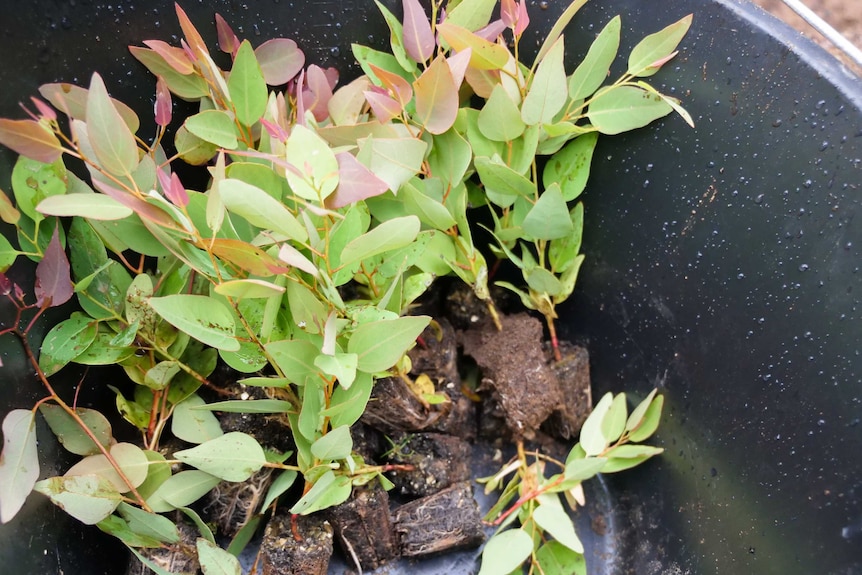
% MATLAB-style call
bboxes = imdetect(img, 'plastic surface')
[1,1,861,574]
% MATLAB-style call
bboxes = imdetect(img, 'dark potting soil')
[258,511,333,575]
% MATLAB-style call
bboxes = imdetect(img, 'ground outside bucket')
[0,1,860,574]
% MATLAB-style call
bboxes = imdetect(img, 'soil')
[752,0,862,74]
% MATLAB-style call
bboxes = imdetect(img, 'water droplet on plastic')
[330,46,341,57]
[646,163,654,172]
[803,179,813,188]
[754,193,765,204]
[772,119,782,127]
[799,263,809,272]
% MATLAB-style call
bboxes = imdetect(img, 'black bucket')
[1,1,860,574]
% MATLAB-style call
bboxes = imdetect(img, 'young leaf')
[402,0,435,63]
[35,227,73,308]
[522,36,567,126]
[373,0,415,73]
[218,178,307,242]
[255,38,305,85]
[142,39,195,75]
[477,528,534,575]
[414,55,459,135]
[445,0,497,31]
[147,294,240,352]
[173,432,266,482]
[86,73,138,177]
[479,86,526,142]
[436,23,509,70]
[580,392,614,456]
[568,16,621,100]
[209,238,281,276]
[533,503,584,553]
[627,393,664,442]
[184,110,239,148]
[522,184,573,240]
[355,136,427,193]
[327,151,390,209]
[340,215,421,266]
[172,394,224,444]
[38,312,98,376]
[229,40,268,127]
[542,132,598,202]
[310,425,353,461]
[37,193,133,220]
[34,475,123,525]
[215,13,240,55]
[627,14,693,77]
[289,469,352,515]
[146,470,220,513]
[348,315,430,373]
[587,85,672,135]
[0,187,19,225]
[601,393,628,444]
[129,46,210,100]
[0,119,63,164]
[0,409,39,524]
[284,124,339,201]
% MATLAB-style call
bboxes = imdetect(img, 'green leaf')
[627,14,692,77]
[129,46,209,99]
[535,541,586,575]
[86,73,139,176]
[479,85,526,142]
[348,315,431,373]
[543,133,598,202]
[260,470,298,511]
[285,124,339,201]
[587,85,672,135]
[427,129,472,189]
[323,371,373,428]
[219,178,307,242]
[38,404,112,456]
[549,204,583,274]
[522,184,573,240]
[127,546,185,575]
[38,313,98,376]
[477,528,534,575]
[214,279,285,299]
[340,215,420,266]
[0,409,39,523]
[229,40,268,127]
[310,425,353,461]
[526,267,563,297]
[533,0,588,66]
[185,110,239,148]
[34,475,123,525]
[135,450,171,501]
[562,456,606,483]
[568,16,621,100]
[437,22,509,69]
[173,432,266,482]
[11,156,67,223]
[627,393,664,442]
[172,394,224,444]
[266,339,321,385]
[175,125,220,165]
[474,156,536,209]
[601,445,664,473]
[0,234,19,272]
[197,537,241,575]
[289,469,352,515]
[580,392,613,456]
[64,442,149,493]
[522,36,568,126]
[116,502,180,545]
[356,136,427,193]
[601,393,628,444]
[446,0,497,31]
[36,193,133,220]
[148,294,239,352]
[314,353,358,389]
[533,503,584,553]
[192,399,293,414]
[400,179,457,231]
[97,515,164,548]
[146,470,220,513]
[414,55,459,135]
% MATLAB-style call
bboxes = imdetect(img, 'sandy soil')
[752,0,862,74]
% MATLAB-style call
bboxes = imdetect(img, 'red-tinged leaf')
[86,73,139,177]
[501,0,517,28]
[295,69,307,126]
[447,48,472,88]
[92,180,176,229]
[0,187,20,224]
[402,0,435,63]
[322,67,339,89]
[413,55,459,135]
[260,118,288,143]
[215,13,240,56]
[35,227,73,308]
[38,83,140,132]
[476,19,506,42]
[514,1,530,36]
[157,169,188,207]
[464,66,499,99]
[368,64,413,106]
[327,152,390,208]
[0,119,62,164]
[301,65,334,122]
[0,273,12,295]
[436,23,508,70]
[209,239,281,277]
[142,40,194,75]
[154,76,172,127]
[255,38,305,86]
[174,2,209,60]
[276,243,318,276]
[364,89,402,123]
[30,97,57,121]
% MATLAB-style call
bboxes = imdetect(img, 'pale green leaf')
[285,124,339,201]
[38,404,112,456]
[148,294,239,352]
[197,537,241,575]
[289,470,352,515]
[474,156,535,209]
[533,0,588,66]
[135,450,171,501]
[191,399,293,413]
[601,393,628,444]
[214,279,285,299]
[580,392,613,456]
[0,234,19,272]
[340,215,420,266]
[38,313,98,376]
[400,179,457,231]
[542,132,598,202]
[116,502,180,545]
[526,267,563,297]
[261,470,298,511]
[34,475,123,525]
[314,353,358,389]
[522,184,573,240]
[535,541,587,575]
[356,136,427,193]
[323,371,373,428]
[568,16,621,100]
[265,339,320,385]
[627,394,664,443]
[229,40,268,127]
[86,73,138,176]
[184,110,239,149]
[587,85,672,135]
[173,432,266,482]
[310,425,353,461]
[446,0,497,31]
[172,394,224,444]
[477,528,534,575]
[522,36,568,126]
[36,193,133,220]
[533,503,584,553]
[219,178,307,242]
[627,14,692,77]
[0,409,39,523]
[479,85,526,142]
[146,470,220,512]
[347,315,431,373]
[601,445,664,473]
[64,442,149,493]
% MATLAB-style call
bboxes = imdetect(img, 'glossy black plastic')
[1,1,860,574]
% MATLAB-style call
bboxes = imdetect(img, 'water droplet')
[803,179,813,188]
[330,46,341,57]
[646,163,654,172]
[820,141,829,151]
[642,179,650,188]
[539,0,549,9]
[799,263,809,272]
[754,193,765,204]
[737,273,745,280]
[772,119,783,127]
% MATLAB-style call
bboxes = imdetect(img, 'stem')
[546,314,561,362]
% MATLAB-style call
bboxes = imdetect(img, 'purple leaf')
[154,76,172,127]
[157,168,188,207]
[368,64,413,106]
[446,48,472,88]
[327,152,390,208]
[215,13,240,56]
[142,40,195,75]
[501,0,517,28]
[364,89,402,123]
[300,65,334,122]
[476,19,507,42]
[35,227,73,308]
[402,0,435,63]
[255,38,305,86]
[30,97,57,122]
[260,118,288,143]
[515,1,530,37]
[93,180,176,228]
[0,119,63,164]
[0,273,13,295]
